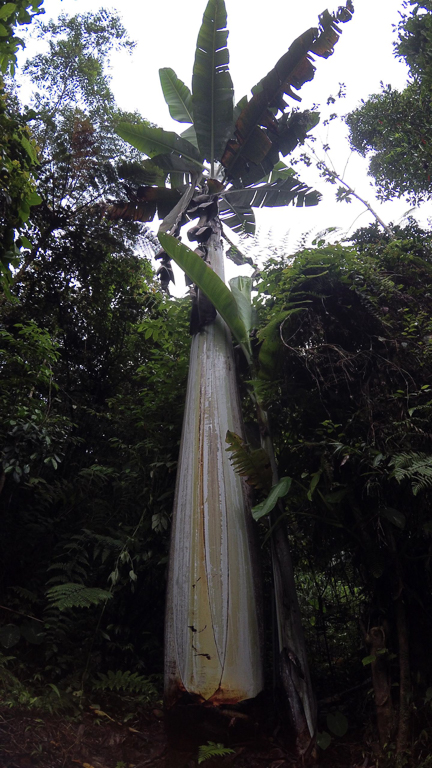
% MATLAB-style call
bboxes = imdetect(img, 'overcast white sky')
[22,0,428,289]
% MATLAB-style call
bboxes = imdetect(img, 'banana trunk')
[164,227,263,706]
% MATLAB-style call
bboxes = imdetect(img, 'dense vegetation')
[2,2,432,767]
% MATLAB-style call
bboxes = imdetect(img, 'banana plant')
[111,0,353,751]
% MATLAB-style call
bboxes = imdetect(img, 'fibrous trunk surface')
[164,226,263,706]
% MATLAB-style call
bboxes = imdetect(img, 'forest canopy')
[1,3,432,768]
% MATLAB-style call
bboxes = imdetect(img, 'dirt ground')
[0,704,369,768]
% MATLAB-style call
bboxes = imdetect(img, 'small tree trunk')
[164,222,263,708]
[396,592,411,755]
[364,624,395,746]
[255,402,316,754]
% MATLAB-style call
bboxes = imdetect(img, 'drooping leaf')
[159,67,194,123]
[221,4,353,181]
[117,159,167,187]
[158,232,249,349]
[225,430,272,492]
[252,476,292,521]
[159,180,199,235]
[116,122,203,168]
[223,176,321,211]
[269,160,297,182]
[106,186,182,223]
[219,196,255,235]
[192,0,234,163]
[226,244,255,267]
[229,276,253,334]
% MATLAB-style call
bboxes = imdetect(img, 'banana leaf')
[192,0,234,164]
[229,276,253,335]
[116,122,203,168]
[117,159,167,187]
[151,152,199,174]
[221,4,353,180]
[223,177,320,210]
[219,196,255,235]
[159,67,194,124]
[107,186,183,223]
[181,124,199,148]
[158,232,250,353]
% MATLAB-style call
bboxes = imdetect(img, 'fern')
[198,742,235,764]
[92,669,158,698]
[46,583,112,610]
[391,452,432,495]
[225,431,272,491]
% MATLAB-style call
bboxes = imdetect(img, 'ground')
[0,704,369,768]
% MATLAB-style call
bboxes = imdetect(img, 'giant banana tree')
[110,0,353,752]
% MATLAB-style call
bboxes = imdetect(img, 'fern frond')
[225,431,272,492]
[46,583,112,610]
[391,452,432,495]
[198,742,235,764]
[93,669,158,697]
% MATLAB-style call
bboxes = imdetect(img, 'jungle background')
[2,2,432,767]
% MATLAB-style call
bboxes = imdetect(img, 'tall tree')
[0,0,44,280]
[113,0,353,751]
[347,1,432,204]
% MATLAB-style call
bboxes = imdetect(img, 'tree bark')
[164,222,263,708]
[364,624,395,747]
[396,592,411,754]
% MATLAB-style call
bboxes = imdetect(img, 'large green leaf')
[158,233,248,349]
[116,122,203,168]
[159,67,194,124]
[219,196,255,235]
[229,276,253,334]
[151,152,199,174]
[223,176,320,210]
[252,476,292,521]
[192,0,234,164]
[181,124,199,148]
[221,5,353,181]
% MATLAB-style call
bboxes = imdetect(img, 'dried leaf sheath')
[164,232,263,705]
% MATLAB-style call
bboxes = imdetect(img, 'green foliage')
[46,584,113,610]
[347,2,432,204]
[159,233,251,354]
[390,451,432,495]
[0,0,44,76]
[347,84,432,203]
[0,9,190,693]
[252,476,292,521]
[115,0,353,236]
[225,430,272,491]
[197,742,235,764]
[253,222,432,743]
[0,88,40,278]
[23,10,135,120]
[191,0,233,165]
[396,1,432,86]
[92,669,158,699]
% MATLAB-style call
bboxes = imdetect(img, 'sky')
[21,0,427,291]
